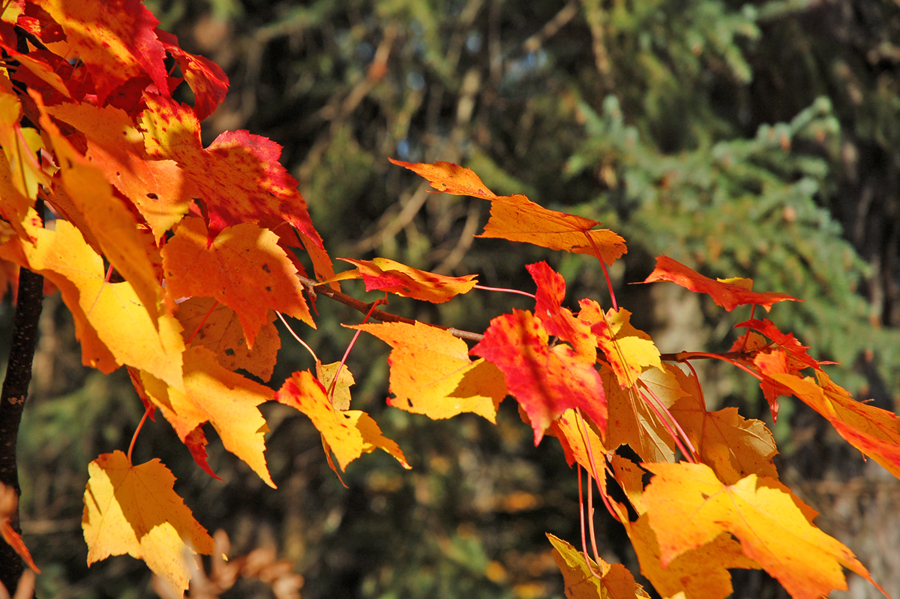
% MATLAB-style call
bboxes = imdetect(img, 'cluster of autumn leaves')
[0,1,898,598]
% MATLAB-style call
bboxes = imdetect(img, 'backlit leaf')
[140,93,322,245]
[643,462,882,599]
[353,321,506,422]
[275,370,410,471]
[334,257,477,303]
[471,309,607,444]
[139,347,275,487]
[175,297,280,382]
[41,0,169,104]
[644,256,800,312]
[82,451,215,594]
[162,217,313,347]
[547,533,651,599]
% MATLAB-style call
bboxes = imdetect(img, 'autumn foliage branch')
[0,1,898,598]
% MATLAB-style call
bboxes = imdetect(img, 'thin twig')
[296,275,485,342]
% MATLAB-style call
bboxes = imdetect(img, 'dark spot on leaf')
[266,286,272,292]
[407,398,414,408]
[147,193,158,200]
[262,263,271,273]
[224,349,235,356]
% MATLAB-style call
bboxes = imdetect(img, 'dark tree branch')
[0,265,44,595]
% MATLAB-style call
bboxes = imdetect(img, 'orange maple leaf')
[755,352,900,480]
[353,321,506,422]
[391,160,627,263]
[668,367,778,484]
[333,257,477,303]
[162,216,313,347]
[643,462,884,599]
[82,451,216,595]
[471,309,607,444]
[275,370,410,471]
[478,195,627,263]
[35,98,167,322]
[388,158,502,199]
[46,101,194,240]
[0,217,185,386]
[644,256,800,312]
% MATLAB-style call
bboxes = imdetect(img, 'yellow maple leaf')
[643,462,884,599]
[82,451,215,595]
[547,533,651,599]
[275,370,409,471]
[139,346,275,487]
[0,217,184,386]
[316,360,355,411]
[353,321,507,423]
[579,301,662,388]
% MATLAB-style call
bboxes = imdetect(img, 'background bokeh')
[5,0,900,597]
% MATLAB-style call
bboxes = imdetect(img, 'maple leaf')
[643,462,883,599]
[604,365,677,464]
[579,300,662,387]
[139,93,322,245]
[547,533,651,599]
[333,257,477,303]
[478,195,627,264]
[0,86,49,201]
[606,455,761,599]
[390,160,626,263]
[155,29,228,121]
[138,347,276,487]
[735,318,824,372]
[388,158,502,199]
[353,321,507,423]
[40,0,169,105]
[471,309,607,444]
[0,217,185,386]
[755,352,900,480]
[162,216,313,347]
[668,367,778,485]
[46,101,194,240]
[527,261,597,362]
[547,408,607,475]
[275,370,410,471]
[35,106,169,326]
[316,360,355,411]
[82,451,216,595]
[175,297,280,382]
[644,256,800,312]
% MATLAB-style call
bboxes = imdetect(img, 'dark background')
[5,0,900,597]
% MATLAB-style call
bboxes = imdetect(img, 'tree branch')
[0,265,44,594]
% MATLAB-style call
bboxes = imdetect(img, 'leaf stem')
[584,231,618,311]
[277,311,319,363]
[127,406,152,464]
[473,284,536,300]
